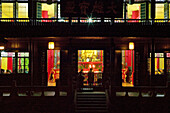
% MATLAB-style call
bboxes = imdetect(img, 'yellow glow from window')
[127,4,140,19]
[18,3,28,18]
[155,58,164,75]
[42,3,55,18]
[1,57,7,71]
[155,4,164,19]
[2,3,13,18]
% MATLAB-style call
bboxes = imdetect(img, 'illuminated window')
[148,53,165,76]
[155,4,164,19]
[37,2,57,22]
[126,3,147,23]
[155,53,164,75]
[17,52,29,74]
[18,3,28,18]
[2,3,14,18]
[127,4,141,19]
[0,52,15,74]
[47,50,60,86]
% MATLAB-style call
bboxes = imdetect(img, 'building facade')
[0,0,170,89]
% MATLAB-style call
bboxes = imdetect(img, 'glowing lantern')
[129,42,134,50]
[48,42,54,49]
[0,46,4,50]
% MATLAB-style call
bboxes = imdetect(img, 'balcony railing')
[1,18,170,26]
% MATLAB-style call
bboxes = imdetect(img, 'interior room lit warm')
[78,50,104,86]
[122,50,134,87]
[47,50,60,86]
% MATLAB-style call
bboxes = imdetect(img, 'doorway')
[47,50,60,86]
[121,50,134,87]
[78,50,104,86]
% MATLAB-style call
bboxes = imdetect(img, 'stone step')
[76,106,107,110]
[77,98,106,101]
[77,95,106,98]
[75,109,108,113]
[77,92,105,95]
[77,104,107,107]
[77,100,106,104]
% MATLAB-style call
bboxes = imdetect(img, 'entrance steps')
[75,89,108,113]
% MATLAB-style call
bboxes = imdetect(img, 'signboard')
[61,0,123,18]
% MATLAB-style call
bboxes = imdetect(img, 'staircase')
[75,88,108,113]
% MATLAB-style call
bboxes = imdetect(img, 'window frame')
[0,0,29,19]
[0,51,30,75]
[0,52,16,74]
[17,52,30,74]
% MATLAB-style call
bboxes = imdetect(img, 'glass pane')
[18,52,29,57]
[0,57,15,74]
[2,3,14,18]
[1,52,8,57]
[47,50,60,86]
[127,4,141,19]
[25,58,29,73]
[25,52,29,57]
[18,52,24,57]
[155,53,164,57]
[167,53,170,57]
[25,65,29,73]
[18,58,24,73]
[78,50,104,86]
[155,58,164,75]
[150,53,164,57]
[42,3,54,18]
[121,50,134,87]
[155,4,164,19]
[18,3,28,18]
[42,3,56,18]
[1,52,15,57]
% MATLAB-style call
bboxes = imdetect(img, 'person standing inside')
[88,68,94,87]
[77,69,85,90]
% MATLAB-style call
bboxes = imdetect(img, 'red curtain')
[7,57,13,72]
[42,11,48,22]
[48,50,54,80]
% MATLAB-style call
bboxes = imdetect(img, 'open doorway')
[47,50,60,86]
[78,50,104,86]
[121,50,134,87]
